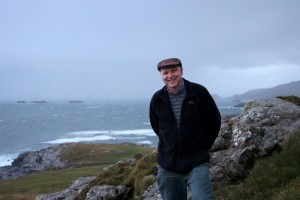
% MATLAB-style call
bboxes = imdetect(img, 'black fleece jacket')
[149,79,221,174]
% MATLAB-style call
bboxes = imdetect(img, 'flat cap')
[157,58,182,71]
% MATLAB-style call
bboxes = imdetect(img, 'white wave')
[69,130,106,135]
[45,135,115,144]
[219,106,243,109]
[218,106,234,109]
[114,129,155,136]
[136,140,153,145]
[0,154,18,167]
[68,129,156,136]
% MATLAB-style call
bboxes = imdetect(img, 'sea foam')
[0,154,18,167]
[68,129,155,136]
[44,129,155,144]
[45,135,115,144]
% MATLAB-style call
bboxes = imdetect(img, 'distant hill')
[212,94,235,107]
[233,80,300,101]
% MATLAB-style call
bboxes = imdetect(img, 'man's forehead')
[160,66,181,71]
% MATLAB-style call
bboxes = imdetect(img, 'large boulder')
[210,98,300,188]
[86,185,131,200]
[36,176,96,200]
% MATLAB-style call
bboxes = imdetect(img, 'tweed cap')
[157,58,182,71]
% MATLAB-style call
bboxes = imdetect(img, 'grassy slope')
[75,150,158,199]
[0,143,154,200]
[277,95,300,106]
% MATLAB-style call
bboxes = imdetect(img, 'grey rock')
[0,143,72,180]
[35,176,96,200]
[211,123,232,151]
[141,182,161,200]
[86,185,130,200]
[210,98,300,188]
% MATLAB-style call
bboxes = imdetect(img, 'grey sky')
[1,0,300,101]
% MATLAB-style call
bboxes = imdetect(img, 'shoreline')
[0,141,156,167]
[0,142,154,181]
[0,114,238,167]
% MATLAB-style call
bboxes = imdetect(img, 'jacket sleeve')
[204,90,221,149]
[149,95,159,136]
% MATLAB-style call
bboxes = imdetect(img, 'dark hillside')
[233,80,300,101]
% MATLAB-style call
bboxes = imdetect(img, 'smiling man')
[149,58,221,200]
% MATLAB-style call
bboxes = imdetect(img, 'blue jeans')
[157,163,214,200]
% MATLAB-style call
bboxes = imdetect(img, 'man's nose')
[167,71,173,77]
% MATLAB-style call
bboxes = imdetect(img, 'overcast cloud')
[1,0,300,101]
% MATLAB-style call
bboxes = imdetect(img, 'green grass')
[0,166,100,194]
[0,143,154,200]
[215,131,300,200]
[60,143,154,167]
[276,95,300,106]
[0,166,102,200]
[75,150,158,200]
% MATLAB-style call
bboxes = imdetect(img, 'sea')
[0,100,242,167]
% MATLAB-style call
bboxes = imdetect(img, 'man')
[149,58,221,200]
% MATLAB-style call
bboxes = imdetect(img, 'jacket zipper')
[176,98,187,172]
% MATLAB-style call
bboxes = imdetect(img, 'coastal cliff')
[0,143,71,180]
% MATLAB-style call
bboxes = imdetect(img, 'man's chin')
[167,83,178,88]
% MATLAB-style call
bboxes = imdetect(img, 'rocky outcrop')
[0,143,72,180]
[36,176,96,200]
[141,182,161,200]
[86,185,131,200]
[209,98,300,188]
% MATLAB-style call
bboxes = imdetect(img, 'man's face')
[160,66,183,93]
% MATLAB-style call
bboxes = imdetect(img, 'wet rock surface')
[0,143,72,180]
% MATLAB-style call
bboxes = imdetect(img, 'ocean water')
[0,100,242,166]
